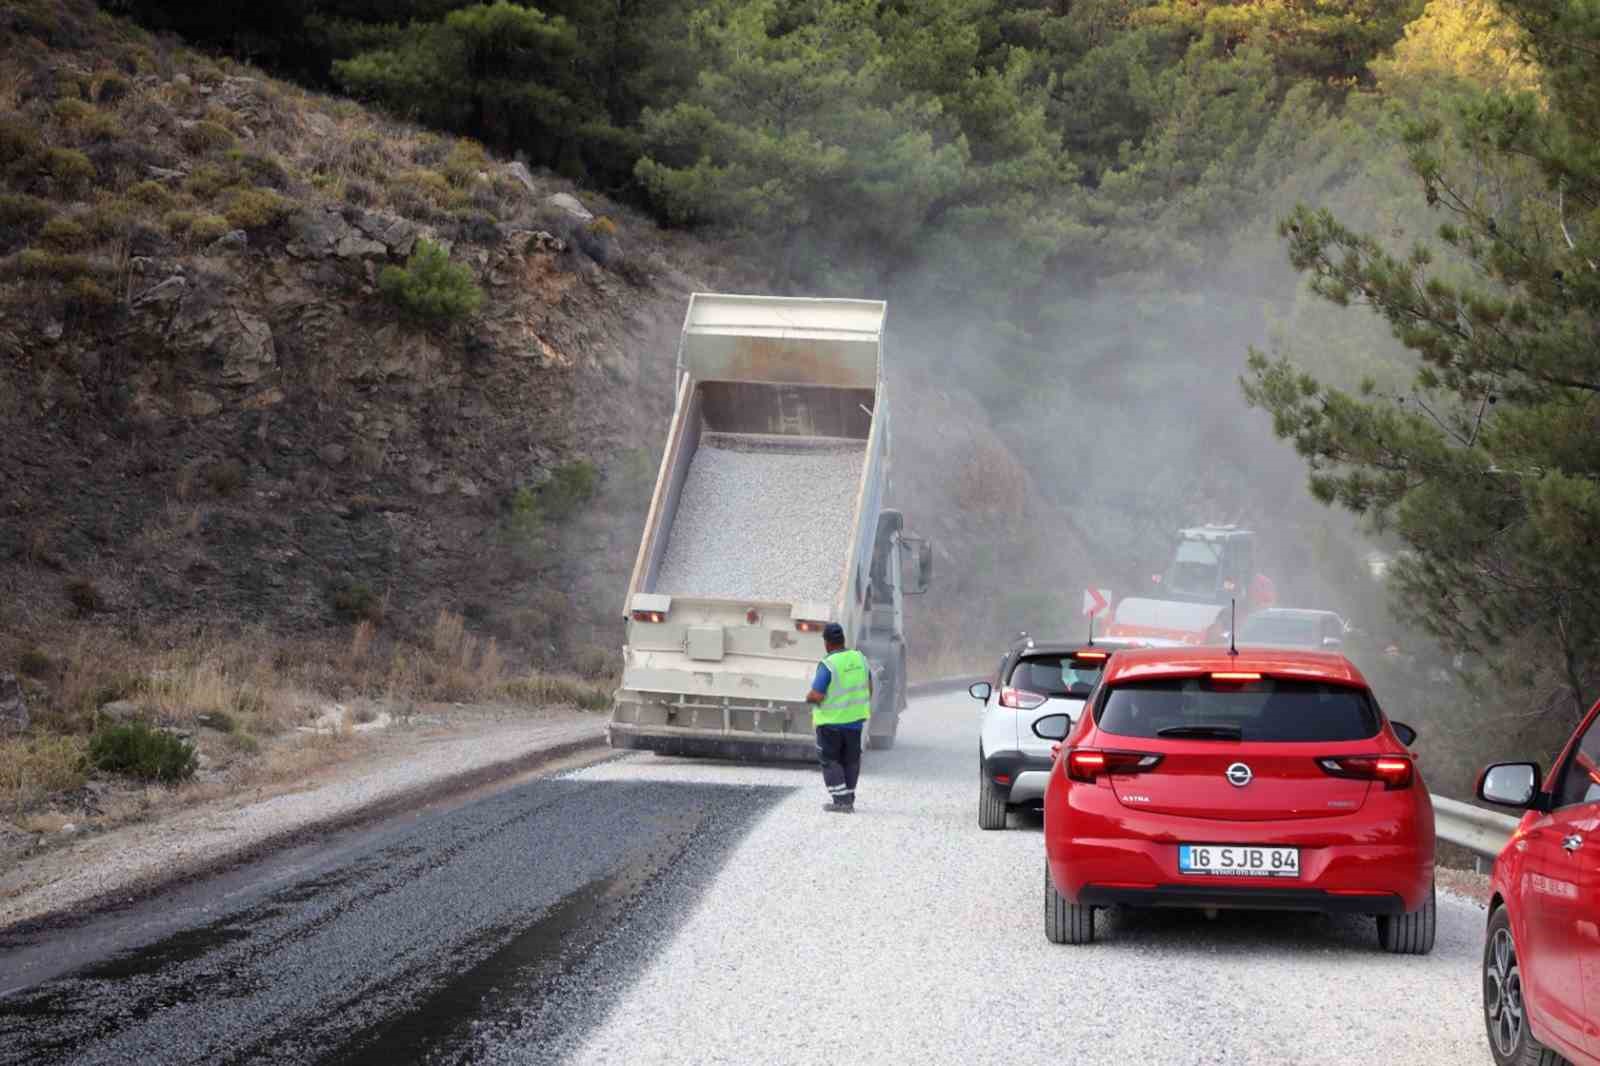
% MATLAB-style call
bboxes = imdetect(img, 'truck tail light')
[631,609,666,623]
[795,619,827,633]
[1067,749,1163,782]
[999,687,1046,710]
[1318,755,1414,789]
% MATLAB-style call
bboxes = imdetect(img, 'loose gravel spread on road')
[562,692,1487,1066]
[3,693,1490,1066]
[654,433,865,604]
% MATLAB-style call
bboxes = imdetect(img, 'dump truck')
[607,293,932,760]
[1101,525,1274,644]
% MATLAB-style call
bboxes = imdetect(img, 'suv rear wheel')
[1483,906,1565,1065]
[1377,881,1436,955]
[978,763,1007,830]
[1044,861,1094,944]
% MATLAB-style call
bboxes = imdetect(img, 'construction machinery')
[607,293,932,759]
[1101,525,1274,644]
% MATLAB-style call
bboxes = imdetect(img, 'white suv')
[970,636,1153,830]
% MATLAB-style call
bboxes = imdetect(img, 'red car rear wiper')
[1156,724,1244,740]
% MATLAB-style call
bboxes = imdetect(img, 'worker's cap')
[822,623,845,644]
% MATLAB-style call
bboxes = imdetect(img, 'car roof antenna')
[1228,597,1238,657]
[1087,613,1095,647]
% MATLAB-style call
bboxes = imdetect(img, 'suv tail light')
[1318,755,1414,789]
[631,609,666,623]
[795,619,827,633]
[1000,687,1046,710]
[1066,749,1163,782]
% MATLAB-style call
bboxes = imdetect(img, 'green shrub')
[378,239,482,324]
[574,646,615,680]
[0,114,42,169]
[228,150,289,189]
[86,198,137,240]
[15,249,94,280]
[225,731,261,756]
[88,721,197,783]
[39,216,87,251]
[66,576,103,614]
[162,208,198,236]
[51,98,95,127]
[223,187,290,230]
[187,213,230,243]
[395,169,451,207]
[0,193,51,227]
[180,120,236,154]
[127,181,174,209]
[18,648,54,679]
[46,147,95,189]
[95,73,132,103]
[541,460,599,522]
[332,581,383,623]
[69,276,117,310]
[441,139,489,187]
[184,163,234,200]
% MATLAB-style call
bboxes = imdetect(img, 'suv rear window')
[1096,678,1379,741]
[1009,655,1100,699]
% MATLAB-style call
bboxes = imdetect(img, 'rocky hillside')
[0,0,761,675]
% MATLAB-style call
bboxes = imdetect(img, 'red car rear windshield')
[1096,677,1380,742]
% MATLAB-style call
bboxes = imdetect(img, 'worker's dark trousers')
[815,723,863,807]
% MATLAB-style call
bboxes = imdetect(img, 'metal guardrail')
[912,675,1522,870]
[1432,794,1520,871]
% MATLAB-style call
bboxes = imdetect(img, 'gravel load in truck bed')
[654,433,867,604]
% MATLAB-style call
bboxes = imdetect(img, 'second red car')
[1041,646,1436,951]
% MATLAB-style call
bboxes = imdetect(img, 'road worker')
[806,622,872,813]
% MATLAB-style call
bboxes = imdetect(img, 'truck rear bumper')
[608,722,818,762]
[608,689,819,762]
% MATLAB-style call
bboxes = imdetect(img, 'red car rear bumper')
[1045,779,1435,914]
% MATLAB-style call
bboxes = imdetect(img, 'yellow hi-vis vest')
[814,649,871,727]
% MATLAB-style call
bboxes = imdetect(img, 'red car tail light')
[1318,755,1414,789]
[1000,687,1046,710]
[1066,749,1163,782]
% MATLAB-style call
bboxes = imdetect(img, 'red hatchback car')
[1041,647,1436,951]
[1476,698,1600,1066]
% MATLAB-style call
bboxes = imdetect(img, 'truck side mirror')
[903,535,931,595]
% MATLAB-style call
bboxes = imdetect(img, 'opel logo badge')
[1226,762,1253,788]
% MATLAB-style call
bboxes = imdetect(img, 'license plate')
[1179,844,1299,878]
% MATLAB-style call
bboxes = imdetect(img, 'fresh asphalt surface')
[0,690,1486,1065]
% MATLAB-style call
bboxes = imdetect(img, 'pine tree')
[1243,0,1600,724]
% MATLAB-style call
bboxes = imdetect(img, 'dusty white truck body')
[607,293,928,759]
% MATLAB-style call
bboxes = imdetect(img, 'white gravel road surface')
[570,690,1487,1066]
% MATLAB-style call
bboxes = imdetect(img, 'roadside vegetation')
[1,612,614,830]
